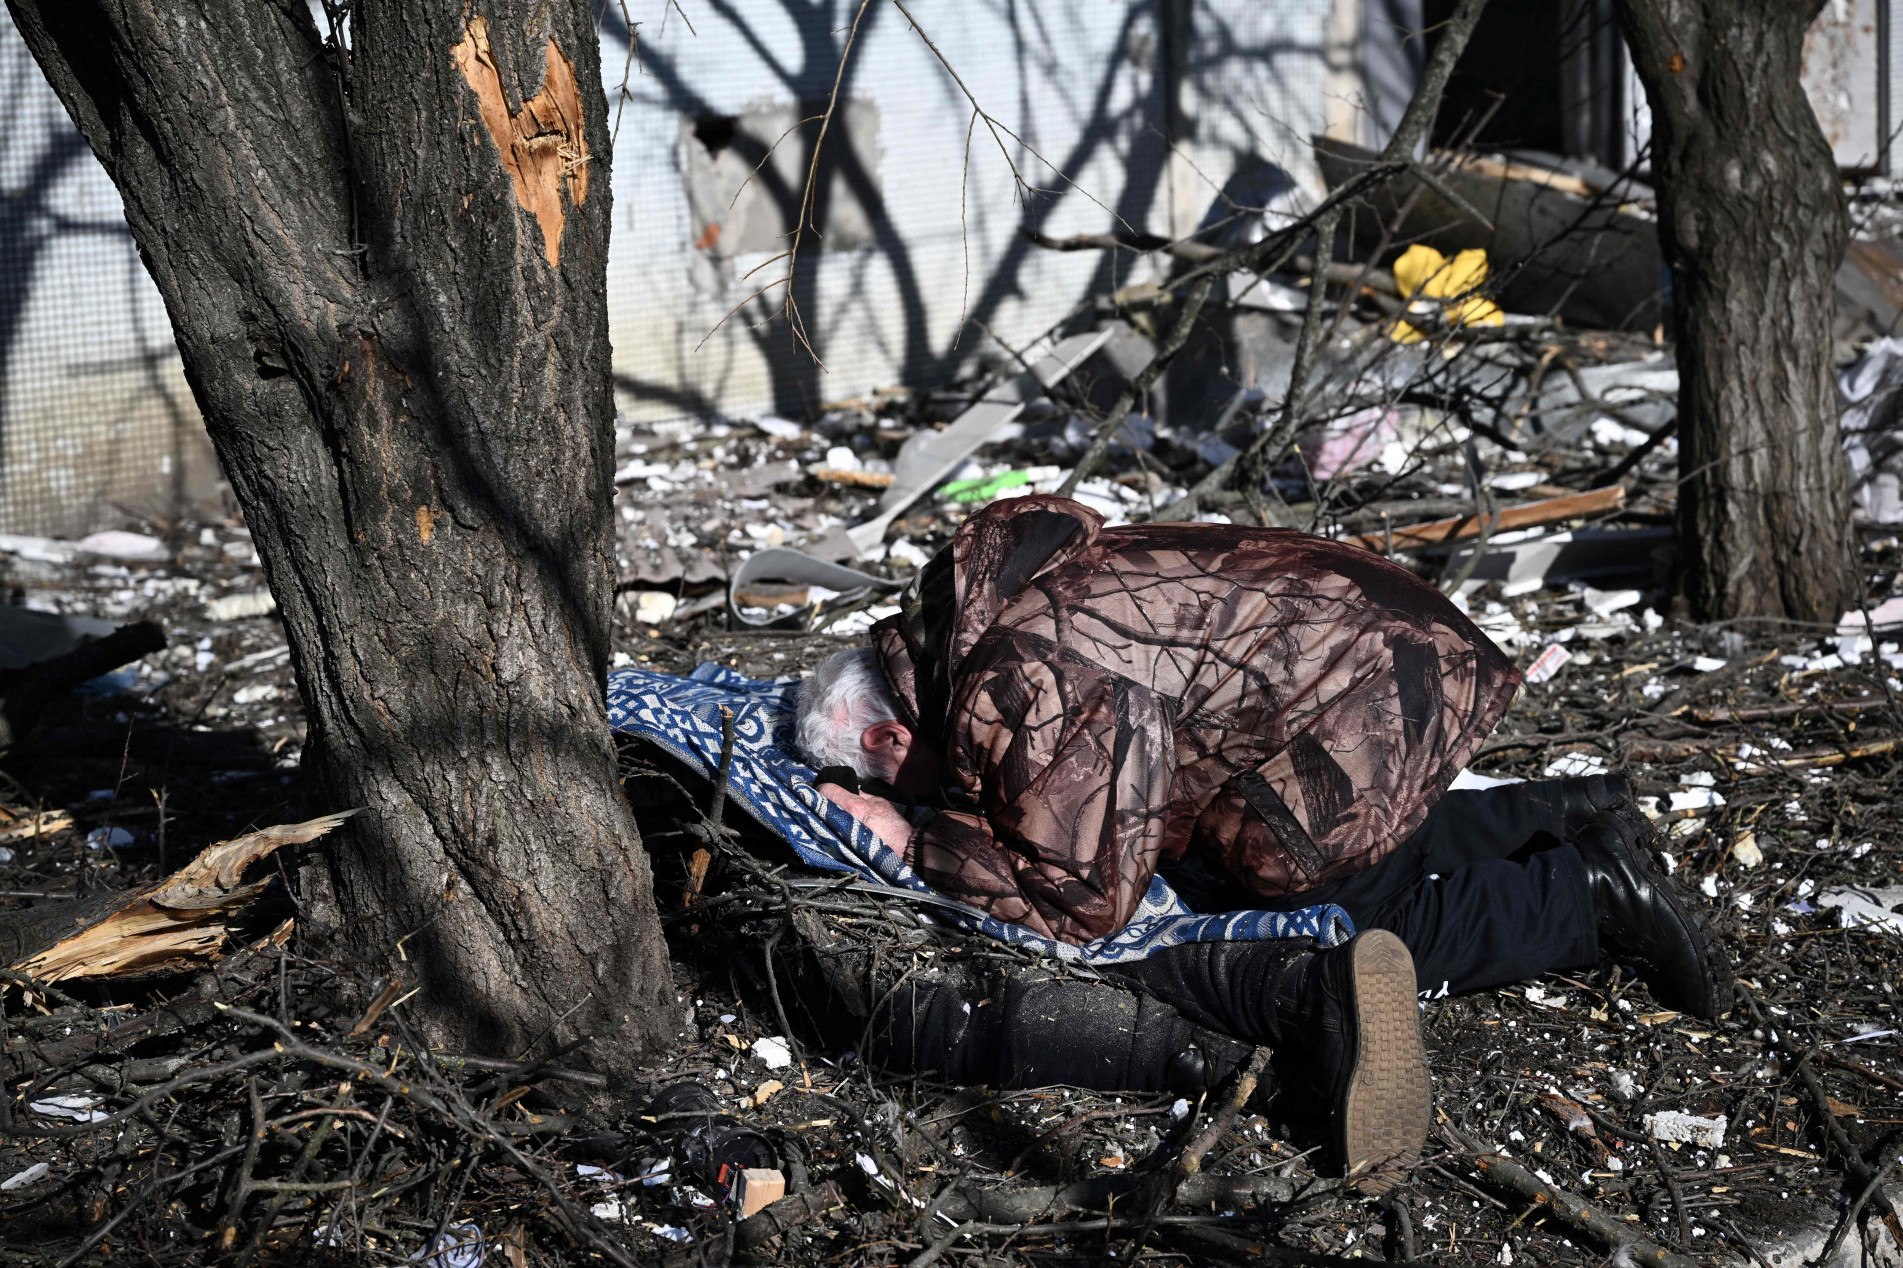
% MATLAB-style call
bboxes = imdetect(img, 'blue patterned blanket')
[606,664,1352,964]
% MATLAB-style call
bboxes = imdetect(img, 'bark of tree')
[6,0,678,1066]
[1616,0,1856,622]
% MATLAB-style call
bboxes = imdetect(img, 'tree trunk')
[6,0,678,1066]
[1616,0,1856,622]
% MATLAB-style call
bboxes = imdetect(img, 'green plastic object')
[940,470,1032,503]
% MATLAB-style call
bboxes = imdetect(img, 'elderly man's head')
[796,649,938,793]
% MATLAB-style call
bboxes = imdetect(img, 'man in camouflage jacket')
[802,494,1726,1187]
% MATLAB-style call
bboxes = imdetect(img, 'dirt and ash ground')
[4,380,1903,1267]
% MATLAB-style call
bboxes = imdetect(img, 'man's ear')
[860,719,914,776]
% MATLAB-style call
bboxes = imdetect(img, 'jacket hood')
[871,494,1104,734]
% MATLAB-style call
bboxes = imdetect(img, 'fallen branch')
[1689,697,1889,724]
[1174,1047,1270,1191]
[943,1169,1298,1224]
[0,619,165,750]
[1340,486,1626,553]
[660,1180,848,1266]
[1438,1121,1698,1268]
[1618,734,1899,768]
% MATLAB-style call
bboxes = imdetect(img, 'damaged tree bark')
[5,0,677,1065]
[1616,0,1857,622]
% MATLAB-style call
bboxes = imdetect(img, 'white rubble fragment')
[1543,752,1609,779]
[1699,875,1720,898]
[30,1095,107,1123]
[228,644,290,673]
[2,1162,50,1190]
[205,591,277,621]
[1730,833,1763,869]
[1690,655,1726,672]
[1591,416,1652,448]
[85,827,135,851]
[1679,770,1716,787]
[76,530,167,562]
[1668,788,1725,814]
[824,445,861,471]
[1642,1111,1726,1148]
[1816,886,1903,935]
[1524,984,1568,1008]
[648,1225,691,1242]
[1643,608,1664,632]
[825,604,901,636]
[1581,587,1641,616]
[590,1198,624,1221]
[751,1036,792,1069]
[752,414,803,440]
[0,533,79,563]
[232,683,278,706]
[886,539,930,569]
[632,592,678,625]
[1609,1070,1638,1101]
[577,1164,625,1183]
[1169,1098,1191,1121]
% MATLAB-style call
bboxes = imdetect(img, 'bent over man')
[798,494,1726,1190]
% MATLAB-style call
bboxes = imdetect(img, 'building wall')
[0,2,1333,536]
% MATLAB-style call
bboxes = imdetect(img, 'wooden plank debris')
[6,811,354,984]
[1342,485,1627,553]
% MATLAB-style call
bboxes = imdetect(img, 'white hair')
[796,648,903,778]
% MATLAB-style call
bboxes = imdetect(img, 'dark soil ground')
[3,408,1903,1266]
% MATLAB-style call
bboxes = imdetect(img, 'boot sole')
[1338,930,1431,1195]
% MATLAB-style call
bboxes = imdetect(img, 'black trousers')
[1161,780,1602,999]
[790,782,1603,1094]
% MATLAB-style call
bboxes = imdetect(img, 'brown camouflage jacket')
[869,495,1520,945]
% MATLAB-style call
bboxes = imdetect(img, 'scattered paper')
[1816,886,1903,935]
[1523,643,1573,685]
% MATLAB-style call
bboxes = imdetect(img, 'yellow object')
[1388,245,1505,343]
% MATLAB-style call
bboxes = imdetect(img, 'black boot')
[1271,931,1432,1194]
[1556,773,1635,832]
[1571,810,1731,1020]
